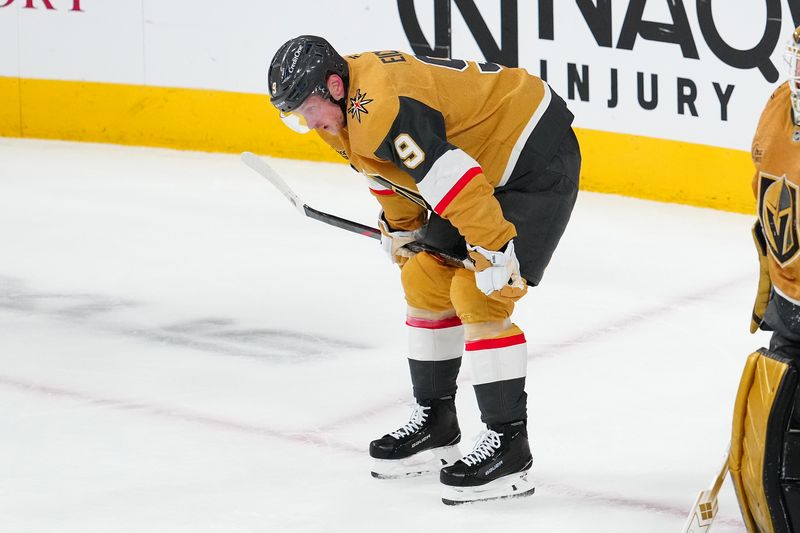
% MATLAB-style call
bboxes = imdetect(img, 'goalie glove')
[467,240,528,302]
[378,212,417,265]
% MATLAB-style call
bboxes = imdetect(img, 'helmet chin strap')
[334,96,347,116]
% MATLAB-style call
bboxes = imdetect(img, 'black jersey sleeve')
[374,96,486,218]
[373,97,457,184]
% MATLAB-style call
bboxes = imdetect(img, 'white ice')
[0,137,758,532]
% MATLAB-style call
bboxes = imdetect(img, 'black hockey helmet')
[268,35,349,114]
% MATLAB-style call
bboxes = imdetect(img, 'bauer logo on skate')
[485,460,503,475]
[411,434,431,448]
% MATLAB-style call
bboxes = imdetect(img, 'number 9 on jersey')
[394,133,426,169]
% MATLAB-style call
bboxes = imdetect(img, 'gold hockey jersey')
[317,50,573,252]
[752,82,800,301]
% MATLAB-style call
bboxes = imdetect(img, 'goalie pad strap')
[730,348,799,533]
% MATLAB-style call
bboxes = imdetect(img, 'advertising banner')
[2,0,798,211]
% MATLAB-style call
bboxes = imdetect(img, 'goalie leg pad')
[730,348,800,533]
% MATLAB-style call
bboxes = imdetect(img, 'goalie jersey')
[317,51,573,253]
[752,82,800,301]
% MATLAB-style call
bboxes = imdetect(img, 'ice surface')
[0,137,755,532]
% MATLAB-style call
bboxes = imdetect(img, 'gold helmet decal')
[794,25,800,45]
[759,173,800,267]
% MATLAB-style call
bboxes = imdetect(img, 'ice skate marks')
[0,276,366,362]
[160,318,366,362]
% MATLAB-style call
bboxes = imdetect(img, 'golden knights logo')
[348,89,373,123]
[759,172,800,267]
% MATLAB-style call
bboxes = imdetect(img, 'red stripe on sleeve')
[433,166,482,214]
[465,333,526,351]
[406,316,463,329]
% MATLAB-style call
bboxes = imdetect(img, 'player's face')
[294,94,345,135]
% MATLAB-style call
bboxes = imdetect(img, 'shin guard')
[467,324,528,425]
[407,315,464,400]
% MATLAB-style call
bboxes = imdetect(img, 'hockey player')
[267,35,580,505]
[730,26,800,532]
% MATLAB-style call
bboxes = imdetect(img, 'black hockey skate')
[369,396,462,479]
[440,420,535,505]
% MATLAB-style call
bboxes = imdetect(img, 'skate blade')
[371,445,462,479]
[441,469,535,505]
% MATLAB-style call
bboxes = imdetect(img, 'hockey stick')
[680,450,730,533]
[240,152,473,270]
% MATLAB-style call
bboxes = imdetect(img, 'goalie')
[732,26,800,532]
[266,36,580,504]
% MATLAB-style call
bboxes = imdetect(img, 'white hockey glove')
[467,239,528,302]
[378,212,417,266]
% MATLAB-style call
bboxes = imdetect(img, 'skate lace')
[461,430,502,467]
[389,403,430,439]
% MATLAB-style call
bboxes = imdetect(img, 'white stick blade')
[240,152,305,214]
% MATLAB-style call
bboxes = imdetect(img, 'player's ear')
[327,74,346,101]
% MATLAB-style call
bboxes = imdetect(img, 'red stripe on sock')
[433,166,481,214]
[405,316,463,329]
[465,333,526,351]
